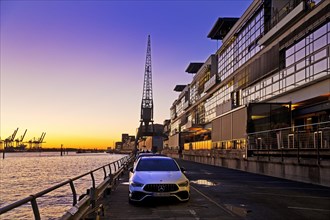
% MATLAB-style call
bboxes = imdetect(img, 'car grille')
[144,184,179,192]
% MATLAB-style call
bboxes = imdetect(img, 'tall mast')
[141,35,153,127]
[136,35,155,148]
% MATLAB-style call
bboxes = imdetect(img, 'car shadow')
[129,197,183,207]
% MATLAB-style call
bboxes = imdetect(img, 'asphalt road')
[100,159,330,220]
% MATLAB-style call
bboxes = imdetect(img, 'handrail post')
[114,162,117,172]
[90,172,95,189]
[267,132,270,161]
[30,195,41,220]
[297,127,300,164]
[317,130,320,165]
[69,179,77,206]
[103,166,107,180]
[108,164,112,177]
[116,161,120,171]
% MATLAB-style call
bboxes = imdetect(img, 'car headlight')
[178,180,189,187]
[130,181,144,187]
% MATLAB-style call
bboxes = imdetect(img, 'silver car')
[128,156,190,203]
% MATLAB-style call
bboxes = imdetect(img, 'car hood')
[132,171,187,184]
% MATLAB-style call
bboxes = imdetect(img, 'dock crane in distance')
[15,129,27,147]
[27,132,46,149]
[4,128,19,149]
[34,132,46,149]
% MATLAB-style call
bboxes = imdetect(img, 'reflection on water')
[0,152,125,220]
[190,179,217,186]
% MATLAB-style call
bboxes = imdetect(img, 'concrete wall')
[179,150,330,187]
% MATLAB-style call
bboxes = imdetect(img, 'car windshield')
[136,158,180,171]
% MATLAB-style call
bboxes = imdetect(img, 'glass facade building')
[168,0,330,156]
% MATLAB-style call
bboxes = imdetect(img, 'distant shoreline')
[0,148,106,153]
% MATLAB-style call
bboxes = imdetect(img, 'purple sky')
[1,0,252,148]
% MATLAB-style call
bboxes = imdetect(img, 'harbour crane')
[4,128,19,149]
[135,35,155,151]
[34,132,46,149]
[27,132,46,149]
[15,129,27,147]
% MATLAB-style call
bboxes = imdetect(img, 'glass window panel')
[295,48,306,62]
[306,43,312,55]
[305,66,312,79]
[314,24,327,40]
[266,85,272,95]
[280,78,286,91]
[273,82,279,92]
[295,38,305,51]
[306,56,313,65]
[313,35,326,52]
[255,90,261,99]
[286,46,295,57]
[314,48,327,61]
[251,32,256,41]
[313,59,327,74]
[261,87,266,98]
[286,74,294,87]
[286,54,295,67]
[295,69,305,82]
[296,59,306,70]
[306,33,314,44]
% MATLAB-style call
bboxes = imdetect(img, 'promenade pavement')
[100,159,330,220]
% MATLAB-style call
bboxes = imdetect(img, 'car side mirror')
[129,167,134,173]
[180,167,186,173]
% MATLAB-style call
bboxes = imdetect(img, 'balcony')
[185,120,193,129]
[258,1,305,45]
[183,101,190,110]
[204,75,218,92]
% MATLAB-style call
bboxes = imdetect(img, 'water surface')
[0,152,126,219]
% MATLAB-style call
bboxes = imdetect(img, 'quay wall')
[163,149,330,187]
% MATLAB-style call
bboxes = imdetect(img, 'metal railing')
[247,121,330,163]
[0,154,135,220]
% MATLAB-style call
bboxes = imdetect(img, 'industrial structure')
[165,0,330,186]
[135,35,156,150]
[1,128,46,152]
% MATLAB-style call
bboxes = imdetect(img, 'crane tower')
[136,35,155,147]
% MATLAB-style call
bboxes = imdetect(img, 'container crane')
[4,128,19,149]
[34,132,46,149]
[15,129,27,147]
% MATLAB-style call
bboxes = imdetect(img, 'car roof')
[139,155,172,160]
[137,153,167,158]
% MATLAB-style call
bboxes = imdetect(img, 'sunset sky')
[1,0,252,149]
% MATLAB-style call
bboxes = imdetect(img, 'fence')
[247,121,330,163]
[0,154,135,220]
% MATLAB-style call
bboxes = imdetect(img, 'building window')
[218,8,264,82]
[242,21,330,105]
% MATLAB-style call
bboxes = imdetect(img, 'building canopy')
[207,17,239,40]
[174,85,186,92]
[185,63,204,74]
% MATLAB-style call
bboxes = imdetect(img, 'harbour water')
[0,152,126,220]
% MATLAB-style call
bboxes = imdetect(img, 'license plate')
[153,192,171,197]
